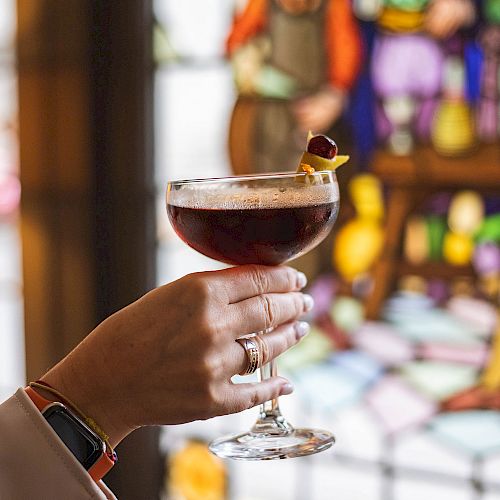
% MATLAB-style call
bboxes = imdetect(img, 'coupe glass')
[166,171,339,460]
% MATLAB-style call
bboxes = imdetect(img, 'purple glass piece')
[427,279,449,304]
[476,97,498,142]
[353,321,414,367]
[425,192,452,216]
[415,97,438,140]
[473,242,500,275]
[371,34,444,99]
[484,196,500,215]
[307,274,337,318]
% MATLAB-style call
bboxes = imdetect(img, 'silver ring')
[236,337,261,375]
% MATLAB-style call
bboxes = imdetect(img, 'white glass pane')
[154,0,237,59]
[483,453,500,488]
[232,459,301,500]
[393,476,473,500]
[0,298,25,391]
[0,1,15,56]
[310,462,381,500]
[155,65,233,186]
[393,430,473,478]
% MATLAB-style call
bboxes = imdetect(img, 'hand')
[292,87,346,133]
[41,265,312,447]
[424,0,475,39]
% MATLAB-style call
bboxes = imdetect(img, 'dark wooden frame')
[17,1,163,497]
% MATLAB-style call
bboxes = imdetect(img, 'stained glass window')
[153,2,500,499]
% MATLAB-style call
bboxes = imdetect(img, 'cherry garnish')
[307,135,337,160]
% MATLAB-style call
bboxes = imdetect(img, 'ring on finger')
[235,337,261,375]
[254,334,269,366]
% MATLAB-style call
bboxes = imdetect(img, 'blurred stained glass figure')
[225,0,362,175]
[353,0,476,155]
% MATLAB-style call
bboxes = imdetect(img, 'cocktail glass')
[166,171,339,460]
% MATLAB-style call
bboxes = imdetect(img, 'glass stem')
[251,330,293,435]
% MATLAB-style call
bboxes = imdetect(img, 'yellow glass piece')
[481,316,500,389]
[443,231,474,265]
[448,190,485,236]
[404,216,429,264]
[349,174,384,221]
[378,7,425,32]
[431,100,475,157]
[169,442,226,500]
[298,151,350,172]
[333,218,384,281]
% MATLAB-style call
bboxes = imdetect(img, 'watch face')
[43,404,103,470]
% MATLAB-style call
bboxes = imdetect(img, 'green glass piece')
[279,327,332,372]
[485,0,500,23]
[426,215,447,261]
[400,361,477,401]
[385,0,429,11]
[254,65,298,99]
[476,214,500,243]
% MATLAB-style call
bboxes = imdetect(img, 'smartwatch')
[25,386,116,481]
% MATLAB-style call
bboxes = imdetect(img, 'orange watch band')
[24,386,116,482]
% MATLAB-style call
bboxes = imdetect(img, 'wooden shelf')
[372,144,500,190]
[364,143,499,319]
[395,261,475,280]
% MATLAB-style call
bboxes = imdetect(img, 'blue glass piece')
[330,350,384,386]
[294,363,366,413]
[430,411,500,456]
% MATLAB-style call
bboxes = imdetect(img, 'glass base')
[209,428,335,460]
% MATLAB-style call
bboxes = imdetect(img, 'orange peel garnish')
[299,163,315,174]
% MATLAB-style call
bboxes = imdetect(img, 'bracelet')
[29,380,116,460]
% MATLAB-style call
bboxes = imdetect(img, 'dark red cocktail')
[168,202,339,265]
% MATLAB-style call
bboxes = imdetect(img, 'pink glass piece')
[353,322,414,367]
[366,375,437,435]
[446,297,498,337]
[417,342,489,367]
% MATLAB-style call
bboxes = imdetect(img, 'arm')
[293,0,363,132]
[0,389,111,499]
[226,0,268,56]
[325,0,363,92]
[0,266,310,497]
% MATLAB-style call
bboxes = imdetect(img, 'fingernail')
[295,321,310,338]
[303,294,314,312]
[280,383,294,396]
[296,271,307,289]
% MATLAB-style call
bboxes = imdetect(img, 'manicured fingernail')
[296,271,307,289]
[280,383,294,395]
[303,294,314,312]
[295,321,310,338]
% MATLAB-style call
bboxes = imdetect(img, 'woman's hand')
[41,265,312,447]
[424,0,475,39]
[292,87,346,133]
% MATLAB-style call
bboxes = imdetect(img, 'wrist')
[41,358,132,448]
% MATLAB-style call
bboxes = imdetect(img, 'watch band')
[25,386,116,481]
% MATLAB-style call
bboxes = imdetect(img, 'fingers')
[200,265,307,304]
[225,377,294,414]
[229,292,314,337]
[228,322,310,375]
